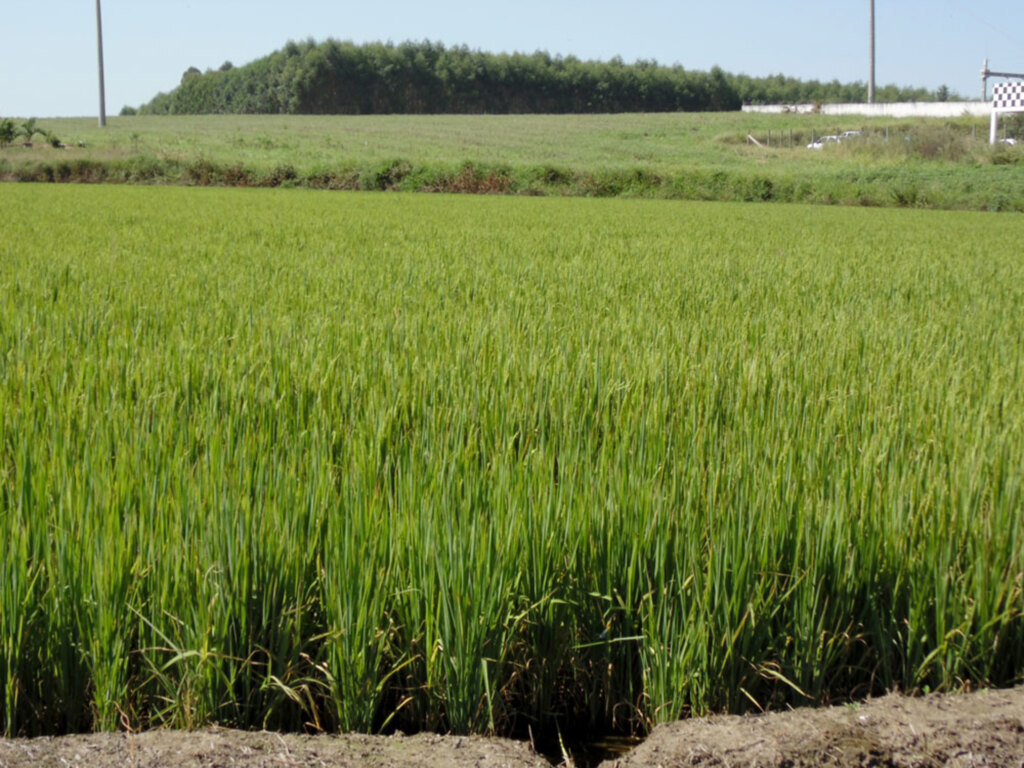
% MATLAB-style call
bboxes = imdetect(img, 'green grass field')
[2,184,1023,739]
[2,113,1023,209]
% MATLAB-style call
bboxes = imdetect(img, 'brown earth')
[611,685,1024,767]
[0,730,551,768]
[1,686,1022,768]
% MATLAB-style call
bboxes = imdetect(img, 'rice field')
[1,184,1023,739]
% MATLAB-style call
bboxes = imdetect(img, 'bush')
[0,118,15,147]
[909,125,967,161]
[363,159,412,191]
[186,158,217,185]
[1004,114,1024,141]
[736,175,774,202]
[121,156,168,182]
[538,165,573,185]
[222,164,253,186]
[266,164,298,187]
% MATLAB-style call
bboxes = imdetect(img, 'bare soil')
[0,730,551,768]
[611,685,1024,767]
[1,686,1022,768]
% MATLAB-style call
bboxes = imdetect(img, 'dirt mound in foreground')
[609,685,1024,767]
[1,686,1022,768]
[0,730,550,768]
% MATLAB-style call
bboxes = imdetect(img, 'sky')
[2,0,1024,118]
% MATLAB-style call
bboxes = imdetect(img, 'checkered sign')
[992,82,1024,111]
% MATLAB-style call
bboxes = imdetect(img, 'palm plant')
[19,118,41,145]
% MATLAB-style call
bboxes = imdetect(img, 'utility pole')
[96,0,106,127]
[868,0,876,103]
[981,61,1024,102]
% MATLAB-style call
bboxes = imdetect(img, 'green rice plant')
[0,483,41,736]
[321,473,403,733]
[1,185,1023,740]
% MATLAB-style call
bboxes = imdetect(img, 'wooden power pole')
[868,0,876,104]
[96,0,107,127]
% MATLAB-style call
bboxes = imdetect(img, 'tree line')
[134,39,939,116]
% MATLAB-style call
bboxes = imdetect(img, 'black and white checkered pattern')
[992,82,1024,111]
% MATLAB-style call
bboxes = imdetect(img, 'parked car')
[807,130,862,149]
[807,135,840,149]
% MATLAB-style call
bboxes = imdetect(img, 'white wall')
[742,102,991,118]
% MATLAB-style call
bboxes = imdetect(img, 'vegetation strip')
[5,154,1024,211]
[2,113,1023,210]
[2,187,1023,740]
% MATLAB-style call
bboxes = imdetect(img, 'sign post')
[990,82,1024,145]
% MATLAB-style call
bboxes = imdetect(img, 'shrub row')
[3,155,1023,211]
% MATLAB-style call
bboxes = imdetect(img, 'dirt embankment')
[0,730,550,768]
[1,686,1022,768]
[614,685,1024,767]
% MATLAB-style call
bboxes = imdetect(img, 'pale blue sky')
[2,0,1023,117]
